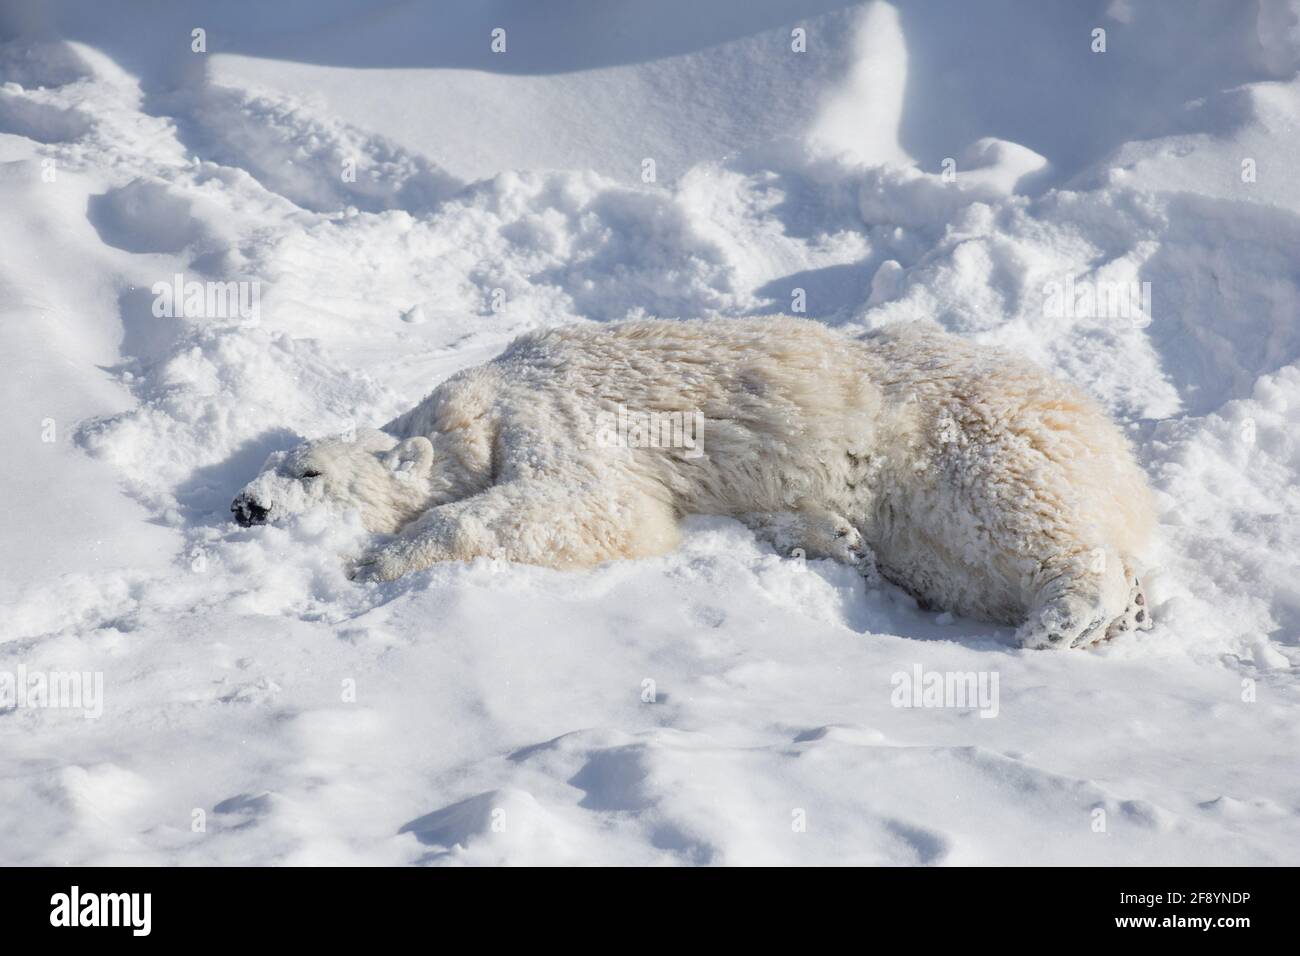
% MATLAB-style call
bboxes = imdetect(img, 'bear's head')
[231,428,436,533]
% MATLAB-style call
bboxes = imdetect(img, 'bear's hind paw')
[1104,567,1153,639]
[1015,593,1114,650]
[1017,617,1110,651]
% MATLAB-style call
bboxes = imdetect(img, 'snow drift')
[0,0,1298,865]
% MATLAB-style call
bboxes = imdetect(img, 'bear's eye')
[300,470,322,479]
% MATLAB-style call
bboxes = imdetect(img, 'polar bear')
[232,317,1155,649]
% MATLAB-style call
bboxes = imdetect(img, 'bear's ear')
[384,436,435,478]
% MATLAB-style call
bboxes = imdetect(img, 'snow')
[1,0,1298,865]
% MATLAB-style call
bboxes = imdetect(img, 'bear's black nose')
[231,494,270,527]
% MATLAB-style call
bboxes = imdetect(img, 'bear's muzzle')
[231,494,270,527]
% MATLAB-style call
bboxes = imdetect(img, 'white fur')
[234,317,1156,649]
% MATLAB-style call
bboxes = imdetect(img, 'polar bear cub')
[232,317,1155,649]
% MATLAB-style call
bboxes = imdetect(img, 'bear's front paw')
[347,548,408,583]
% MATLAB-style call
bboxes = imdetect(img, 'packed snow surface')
[1,0,1298,864]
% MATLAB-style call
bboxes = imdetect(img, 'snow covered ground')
[1,0,1298,865]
